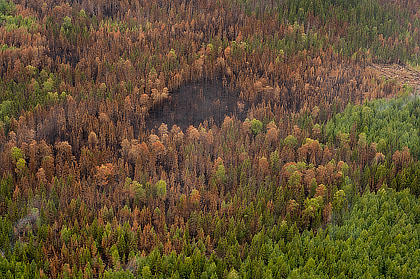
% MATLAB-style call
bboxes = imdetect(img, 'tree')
[15,158,27,176]
[142,265,153,279]
[227,268,240,279]
[250,119,263,136]
[284,135,298,149]
[10,146,23,161]
[95,163,114,187]
[155,180,167,200]
[190,189,200,208]
[332,190,347,224]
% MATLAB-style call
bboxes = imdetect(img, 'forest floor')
[146,81,248,131]
[368,63,420,92]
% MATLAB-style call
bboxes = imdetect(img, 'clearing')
[368,63,420,92]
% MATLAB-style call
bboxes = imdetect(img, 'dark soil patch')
[146,82,248,130]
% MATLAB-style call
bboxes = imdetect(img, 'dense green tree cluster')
[0,69,64,125]
[327,92,420,158]
[0,0,37,30]
[323,94,420,196]
[0,0,15,19]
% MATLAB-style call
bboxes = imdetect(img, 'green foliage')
[141,265,153,279]
[15,158,26,173]
[332,190,347,212]
[155,180,167,200]
[47,92,59,103]
[133,181,146,202]
[0,0,15,18]
[326,95,420,159]
[284,135,298,149]
[215,164,226,184]
[392,162,420,196]
[79,9,87,19]
[61,16,73,38]
[0,69,60,121]
[10,147,23,161]
[0,0,37,31]
[227,268,239,279]
[0,101,12,121]
[103,269,135,279]
[61,225,71,245]
[43,77,54,92]
[3,14,37,31]
[250,119,263,136]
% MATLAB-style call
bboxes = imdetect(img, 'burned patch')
[146,82,248,130]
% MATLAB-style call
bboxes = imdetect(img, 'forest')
[0,0,420,278]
